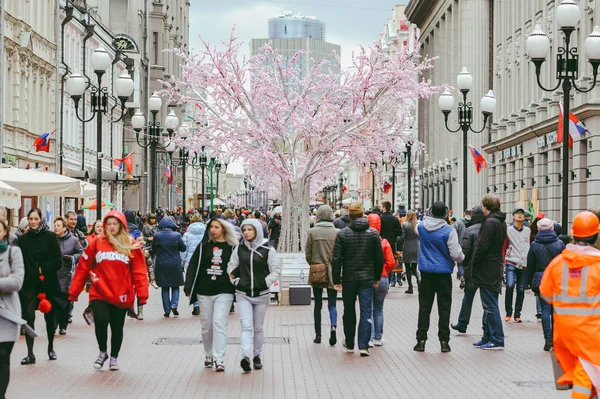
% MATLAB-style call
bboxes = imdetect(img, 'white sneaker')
[359,348,370,357]
[341,340,354,353]
[374,338,385,346]
[368,340,374,348]
[94,351,108,370]
[109,356,119,371]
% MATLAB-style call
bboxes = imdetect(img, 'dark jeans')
[342,279,373,350]
[91,300,127,357]
[56,301,72,330]
[405,263,420,289]
[0,342,14,399]
[505,264,526,317]
[480,287,504,345]
[20,290,56,356]
[456,280,478,329]
[534,271,553,342]
[416,272,452,342]
[313,288,338,335]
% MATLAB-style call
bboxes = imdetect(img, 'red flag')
[468,145,487,174]
[113,152,134,175]
[557,104,574,148]
[164,166,173,185]
[33,130,55,152]
[382,181,392,194]
[342,185,348,193]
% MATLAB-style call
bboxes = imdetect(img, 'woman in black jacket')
[53,216,83,334]
[18,208,65,364]
[184,217,239,372]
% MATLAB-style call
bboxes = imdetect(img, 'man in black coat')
[332,202,384,357]
[379,201,402,253]
[470,195,507,350]
[333,205,351,229]
[452,205,484,333]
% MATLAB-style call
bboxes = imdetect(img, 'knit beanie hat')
[537,218,554,231]
[348,202,364,219]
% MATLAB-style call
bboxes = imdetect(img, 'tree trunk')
[279,179,311,253]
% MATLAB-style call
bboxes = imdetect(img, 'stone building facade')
[406,0,494,213]
[484,0,600,225]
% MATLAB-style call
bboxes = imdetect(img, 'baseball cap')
[512,208,525,215]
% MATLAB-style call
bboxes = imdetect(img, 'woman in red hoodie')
[367,213,396,347]
[69,211,149,371]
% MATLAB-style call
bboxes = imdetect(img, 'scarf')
[0,239,7,253]
[30,219,50,234]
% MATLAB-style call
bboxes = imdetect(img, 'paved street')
[10,281,569,399]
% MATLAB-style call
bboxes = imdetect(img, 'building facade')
[406,0,494,213]
[484,0,600,225]
[1,0,59,217]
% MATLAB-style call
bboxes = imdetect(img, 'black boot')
[314,334,321,344]
[413,340,425,352]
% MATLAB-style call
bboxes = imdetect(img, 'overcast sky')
[188,0,410,68]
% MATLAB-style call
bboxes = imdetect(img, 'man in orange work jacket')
[540,211,600,399]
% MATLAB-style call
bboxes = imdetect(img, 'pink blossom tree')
[163,30,439,252]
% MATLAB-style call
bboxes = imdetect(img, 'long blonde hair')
[105,218,134,258]
[208,218,239,247]
[405,211,418,228]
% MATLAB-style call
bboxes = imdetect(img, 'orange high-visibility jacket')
[540,244,600,384]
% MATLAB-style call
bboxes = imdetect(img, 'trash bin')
[289,284,312,305]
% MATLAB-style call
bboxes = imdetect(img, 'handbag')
[308,263,328,285]
[83,304,94,325]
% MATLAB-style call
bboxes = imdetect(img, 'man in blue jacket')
[414,201,464,353]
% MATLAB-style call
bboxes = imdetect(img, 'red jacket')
[69,211,149,308]
[368,214,397,278]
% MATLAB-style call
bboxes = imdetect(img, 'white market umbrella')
[0,180,21,209]
[0,165,82,197]
[79,181,97,198]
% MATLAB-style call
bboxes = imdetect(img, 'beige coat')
[305,222,339,289]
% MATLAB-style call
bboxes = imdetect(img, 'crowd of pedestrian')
[0,196,599,398]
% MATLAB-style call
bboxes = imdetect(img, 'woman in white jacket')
[228,219,281,373]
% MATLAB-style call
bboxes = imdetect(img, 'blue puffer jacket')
[181,222,206,268]
[526,229,565,287]
[152,217,186,287]
[417,216,465,274]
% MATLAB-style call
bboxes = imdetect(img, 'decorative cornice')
[405,0,440,27]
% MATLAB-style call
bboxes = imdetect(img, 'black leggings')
[20,291,56,356]
[55,301,72,330]
[0,342,15,399]
[405,263,420,289]
[91,300,127,357]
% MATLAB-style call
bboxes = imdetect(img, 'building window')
[153,32,159,65]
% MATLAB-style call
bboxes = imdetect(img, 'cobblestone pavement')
[9,281,570,399]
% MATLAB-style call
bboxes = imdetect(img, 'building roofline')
[405,0,440,27]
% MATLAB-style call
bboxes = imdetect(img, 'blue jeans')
[389,272,397,286]
[342,279,373,350]
[313,288,338,335]
[533,271,553,341]
[371,277,389,340]
[480,287,504,345]
[504,264,526,317]
[457,265,465,280]
[456,280,478,329]
[161,287,180,314]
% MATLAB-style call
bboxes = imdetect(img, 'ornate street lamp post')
[131,93,179,212]
[439,68,496,210]
[526,0,600,235]
[67,47,134,221]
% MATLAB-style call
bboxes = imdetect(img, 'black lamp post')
[404,141,413,210]
[131,93,179,213]
[439,68,496,211]
[214,160,227,200]
[338,172,346,209]
[66,47,134,221]
[525,0,600,235]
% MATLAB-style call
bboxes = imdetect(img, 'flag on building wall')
[382,181,392,194]
[468,144,487,174]
[557,103,588,149]
[113,152,134,175]
[33,130,55,152]
[342,185,348,193]
[164,166,173,185]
